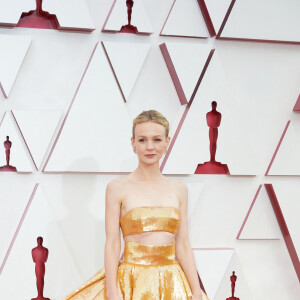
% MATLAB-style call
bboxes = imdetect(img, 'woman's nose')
[146,141,154,149]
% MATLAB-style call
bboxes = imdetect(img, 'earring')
[134,149,136,153]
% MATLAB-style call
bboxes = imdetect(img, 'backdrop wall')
[0,0,299,299]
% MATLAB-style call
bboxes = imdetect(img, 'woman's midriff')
[123,231,176,245]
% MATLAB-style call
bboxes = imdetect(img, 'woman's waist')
[123,240,176,266]
[123,232,175,245]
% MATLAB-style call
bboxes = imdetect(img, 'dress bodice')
[120,206,181,237]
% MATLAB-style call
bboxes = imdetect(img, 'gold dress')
[64,206,210,300]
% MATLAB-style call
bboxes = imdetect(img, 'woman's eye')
[138,138,161,142]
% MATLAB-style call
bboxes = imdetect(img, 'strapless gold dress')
[63,206,210,300]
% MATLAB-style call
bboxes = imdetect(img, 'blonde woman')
[64,110,209,300]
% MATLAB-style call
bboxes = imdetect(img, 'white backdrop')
[0,0,300,299]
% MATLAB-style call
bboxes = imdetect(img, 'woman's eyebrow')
[137,135,162,137]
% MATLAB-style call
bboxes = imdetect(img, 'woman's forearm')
[176,242,202,296]
[104,240,121,297]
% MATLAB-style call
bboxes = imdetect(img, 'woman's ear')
[131,137,135,147]
[166,136,171,146]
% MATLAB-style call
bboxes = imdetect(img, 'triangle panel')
[44,43,134,172]
[0,34,31,98]
[102,41,150,102]
[161,42,212,104]
[293,94,300,111]
[202,0,234,36]
[238,185,282,240]
[272,183,300,265]
[193,248,234,299]
[214,251,253,300]
[12,109,62,170]
[268,120,300,175]
[220,0,300,44]
[0,185,82,299]
[0,181,37,273]
[161,0,209,38]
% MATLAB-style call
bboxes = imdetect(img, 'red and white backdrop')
[0,0,300,299]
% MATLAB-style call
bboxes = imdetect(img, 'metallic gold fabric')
[63,207,210,300]
[64,241,210,300]
[120,206,181,236]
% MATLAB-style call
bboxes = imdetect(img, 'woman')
[64,110,209,300]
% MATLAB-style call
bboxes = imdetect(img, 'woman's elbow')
[176,238,191,253]
[105,237,121,251]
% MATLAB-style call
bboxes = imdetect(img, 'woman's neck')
[133,163,164,183]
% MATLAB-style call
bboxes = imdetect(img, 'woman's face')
[131,121,170,164]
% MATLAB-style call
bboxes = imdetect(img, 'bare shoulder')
[106,177,127,202]
[168,178,187,192]
[106,177,127,190]
[168,178,188,203]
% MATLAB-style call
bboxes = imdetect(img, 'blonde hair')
[132,110,169,138]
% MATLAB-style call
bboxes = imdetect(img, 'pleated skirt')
[64,240,210,300]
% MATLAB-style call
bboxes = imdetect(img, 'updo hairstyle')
[132,110,169,139]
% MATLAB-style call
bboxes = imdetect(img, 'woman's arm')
[175,181,203,298]
[104,179,122,299]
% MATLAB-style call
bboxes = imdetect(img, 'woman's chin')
[140,158,160,164]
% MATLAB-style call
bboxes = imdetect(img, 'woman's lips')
[145,154,155,157]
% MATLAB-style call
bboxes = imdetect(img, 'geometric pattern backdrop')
[0,0,300,299]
